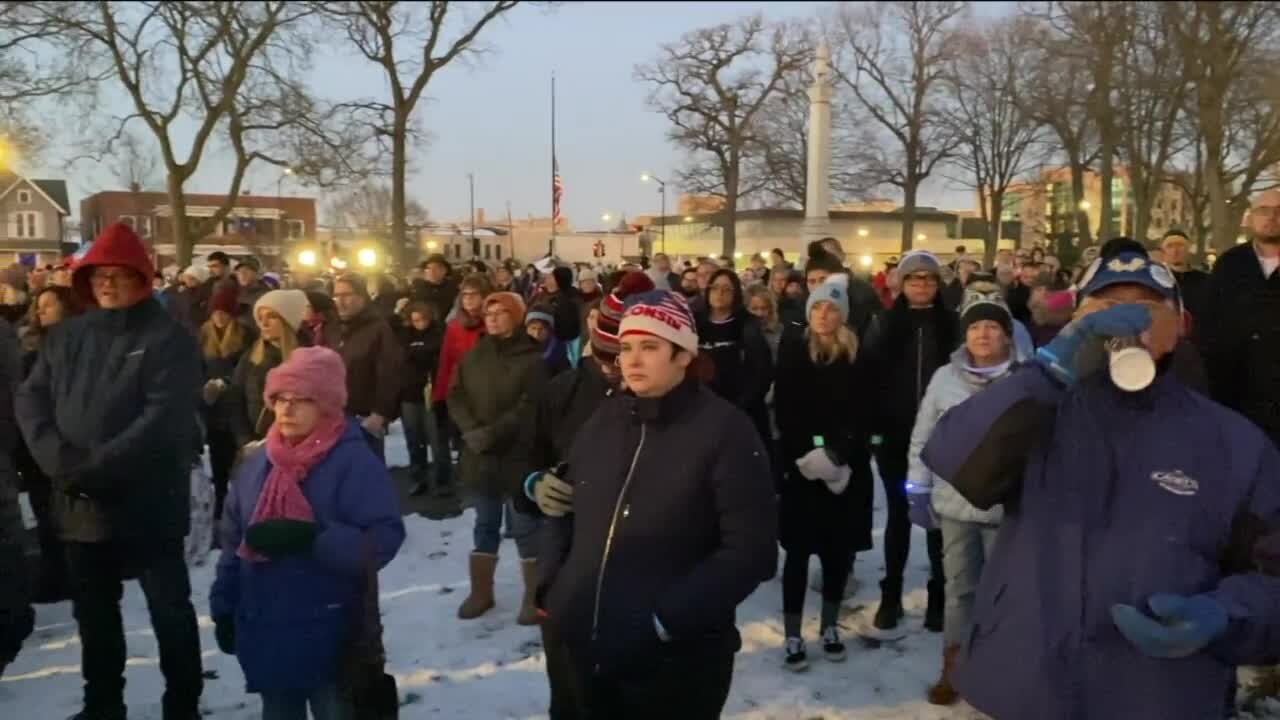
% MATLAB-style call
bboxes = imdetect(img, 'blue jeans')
[400,402,434,471]
[260,683,352,720]
[940,516,1000,646]
[471,495,539,559]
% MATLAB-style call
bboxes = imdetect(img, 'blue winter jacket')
[209,420,405,693]
[922,364,1280,720]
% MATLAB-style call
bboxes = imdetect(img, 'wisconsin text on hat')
[625,304,691,332]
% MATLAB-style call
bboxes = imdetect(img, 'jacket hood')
[73,222,156,306]
[949,344,1021,387]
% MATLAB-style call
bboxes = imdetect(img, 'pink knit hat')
[263,346,348,416]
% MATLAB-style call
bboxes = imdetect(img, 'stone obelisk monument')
[802,41,834,245]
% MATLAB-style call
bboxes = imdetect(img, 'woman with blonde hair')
[745,284,784,361]
[773,279,874,671]
[200,283,257,522]
[227,289,309,449]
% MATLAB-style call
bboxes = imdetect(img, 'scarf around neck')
[238,414,348,562]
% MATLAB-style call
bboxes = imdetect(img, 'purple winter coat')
[922,364,1280,720]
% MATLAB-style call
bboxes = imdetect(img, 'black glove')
[245,519,318,558]
[213,615,236,655]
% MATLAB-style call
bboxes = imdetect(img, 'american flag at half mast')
[552,155,563,226]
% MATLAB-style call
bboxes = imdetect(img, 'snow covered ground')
[3,424,1276,719]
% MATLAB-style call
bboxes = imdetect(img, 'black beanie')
[552,266,574,291]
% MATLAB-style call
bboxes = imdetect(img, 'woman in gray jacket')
[906,281,1026,705]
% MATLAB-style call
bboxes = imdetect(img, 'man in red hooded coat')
[16,222,204,720]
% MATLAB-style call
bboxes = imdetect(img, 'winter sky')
[34,1,1015,229]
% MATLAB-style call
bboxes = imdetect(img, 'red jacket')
[433,317,484,404]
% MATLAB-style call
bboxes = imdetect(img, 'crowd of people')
[0,188,1278,720]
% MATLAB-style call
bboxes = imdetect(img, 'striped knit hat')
[620,289,699,356]
[591,271,654,360]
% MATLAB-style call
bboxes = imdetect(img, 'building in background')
[0,168,71,267]
[1000,167,1194,248]
[80,189,317,271]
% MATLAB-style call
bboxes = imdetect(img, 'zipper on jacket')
[916,327,924,406]
[590,423,648,656]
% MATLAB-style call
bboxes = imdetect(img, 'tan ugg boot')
[458,552,498,620]
[927,644,961,705]
[517,559,543,626]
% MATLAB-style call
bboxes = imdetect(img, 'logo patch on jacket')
[1152,470,1198,496]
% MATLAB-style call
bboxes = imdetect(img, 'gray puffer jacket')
[907,345,1025,524]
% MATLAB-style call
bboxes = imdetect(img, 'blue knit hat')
[805,279,849,324]
[525,309,555,328]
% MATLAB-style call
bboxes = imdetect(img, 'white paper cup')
[1108,339,1155,392]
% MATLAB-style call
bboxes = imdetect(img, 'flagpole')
[549,72,557,257]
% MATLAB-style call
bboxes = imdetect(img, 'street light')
[859,254,873,268]
[276,166,295,253]
[1078,200,1092,211]
[642,172,667,253]
[917,233,927,241]
[357,248,378,268]
[601,213,613,223]
[297,249,317,267]
[857,228,869,237]
[425,240,438,250]
[683,216,694,222]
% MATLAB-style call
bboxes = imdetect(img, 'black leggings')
[782,548,853,615]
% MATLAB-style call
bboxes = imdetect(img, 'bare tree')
[1014,10,1097,247]
[636,14,812,257]
[1113,3,1188,243]
[37,1,385,266]
[0,2,102,167]
[746,64,880,210]
[1165,1,1280,251]
[324,182,430,238]
[321,1,520,268]
[830,0,968,252]
[1024,1,1132,242]
[943,18,1044,268]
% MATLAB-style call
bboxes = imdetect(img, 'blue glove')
[905,480,935,530]
[1036,303,1152,385]
[1110,594,1228,659]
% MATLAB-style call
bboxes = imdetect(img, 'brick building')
[79,189,316,270]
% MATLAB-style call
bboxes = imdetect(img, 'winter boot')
[924,577,945,633]
[457,552,498,620]
[517,558,542,626]
[927,644,961,705]
[872,579,904,631]
[783,637,808,672]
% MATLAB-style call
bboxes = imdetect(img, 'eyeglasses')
[90,269,134,286]
[709,284,735,294]
[271,395,315,410]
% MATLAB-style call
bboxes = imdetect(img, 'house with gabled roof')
[0,167,70,267]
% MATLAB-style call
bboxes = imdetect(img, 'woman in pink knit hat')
[210,346,405,719]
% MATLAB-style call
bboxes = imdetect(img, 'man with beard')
[1200,188,1280,445]
[678,268,700,302]
[517,271,654,720]
[1160,229,1209,335]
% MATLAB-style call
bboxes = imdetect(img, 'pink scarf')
[237,415,349,561]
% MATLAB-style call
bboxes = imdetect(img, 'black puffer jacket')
[538,380,777,678]
[448,333,549,498]
[399,323,444,405]
[514,358,618,517]
[410,278,459,326]
[16,299,202,542]
[1199,242,1280,444]
[0,320,32,673]
[227,341,291,447]
[862,296,959,434]
[774,326,875,555]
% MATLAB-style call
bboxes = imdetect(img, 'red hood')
[73,222,155,306]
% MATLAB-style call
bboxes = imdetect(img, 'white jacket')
[908,345,1024,524]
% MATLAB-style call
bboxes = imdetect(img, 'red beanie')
[210,283,240,315]
[592,271,654,359]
